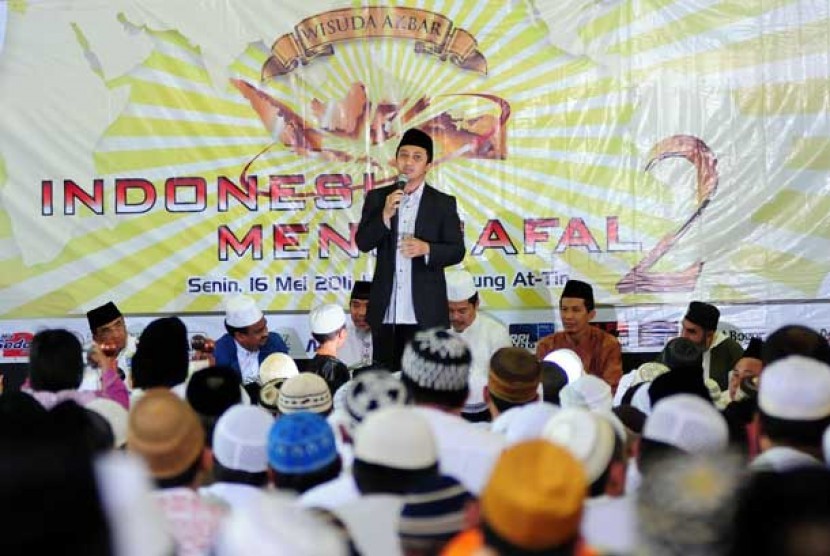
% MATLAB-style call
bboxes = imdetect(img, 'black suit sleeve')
[424,195,465,269]
[355,188,391,253]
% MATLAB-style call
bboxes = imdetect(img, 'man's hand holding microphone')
[383,174,430,259]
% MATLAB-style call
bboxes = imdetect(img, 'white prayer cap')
[259,353,299,384]
[213,405,274,473]
[85,398,128,448]
[492,402,560,445]
[225,295,264,328]
[446,270,477,302]
[643,394,728,454]
[758,356,830,420]
[94,452,175,556]
[543,349,584,383]
[543,408,617,483]
[560,375,613,412]
[353,406,437,470]
[614,362,669,408]
[309,303,347,335]
[214,492,348,556]
[636,361,671,383]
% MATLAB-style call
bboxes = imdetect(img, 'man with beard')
[338,281,373,369]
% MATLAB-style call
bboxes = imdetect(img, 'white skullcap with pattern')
[401,328,472,392]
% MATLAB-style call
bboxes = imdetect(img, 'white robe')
[457,313,512,414]
[415,406,505,494]
[339,321,373,369]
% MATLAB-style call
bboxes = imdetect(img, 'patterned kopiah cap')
[344,370,411,432]
[277,373,332,415]
[402,328,472,392]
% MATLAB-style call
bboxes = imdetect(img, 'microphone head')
[395,174,409,189]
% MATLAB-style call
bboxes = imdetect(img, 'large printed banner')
[2,0,830,346]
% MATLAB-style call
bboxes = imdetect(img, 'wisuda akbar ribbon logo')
[262,6,487,79]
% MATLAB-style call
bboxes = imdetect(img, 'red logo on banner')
[594,321,630,348]
[0,332,34,358]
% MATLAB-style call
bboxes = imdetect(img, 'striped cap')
[399,475,473,548]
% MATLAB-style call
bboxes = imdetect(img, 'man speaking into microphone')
[356,128,465,371]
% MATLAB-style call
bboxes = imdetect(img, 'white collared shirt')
[234,339,260,384]
[456,313,513,381]
[339,321,373,368]
[384,183,425,325]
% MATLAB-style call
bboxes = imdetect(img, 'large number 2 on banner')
[616,135,719,293]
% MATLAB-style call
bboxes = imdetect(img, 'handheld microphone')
[394,174,409,191]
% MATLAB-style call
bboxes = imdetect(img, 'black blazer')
[355,183,465,330]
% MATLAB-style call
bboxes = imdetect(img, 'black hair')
[620,381,646,406]
[637,437,687,477]
[351,362,391,379]
[352,459,438,495]
[559,294,594,313]
[0,391,49,439]
[213,459,268,487]
[224,322,252,337]
[131,317,189,389]
[401,374,469,410]
[312,325,345,345]
[481,521,577,556]
[722,398,757,458]
[762,325,830,365]
[155,453,203,489]
[197,414,219,449]
[540,361,569,405]
[730,468,830,556]
[28,329,84,392]
[0,406,113,555]
[612,404,646,435]
[759,412,830,450]
[272,456,342,494]
[461,410,492,424]
[588,432,625,497]
[489,391,533,414]
[50,401,115,455]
